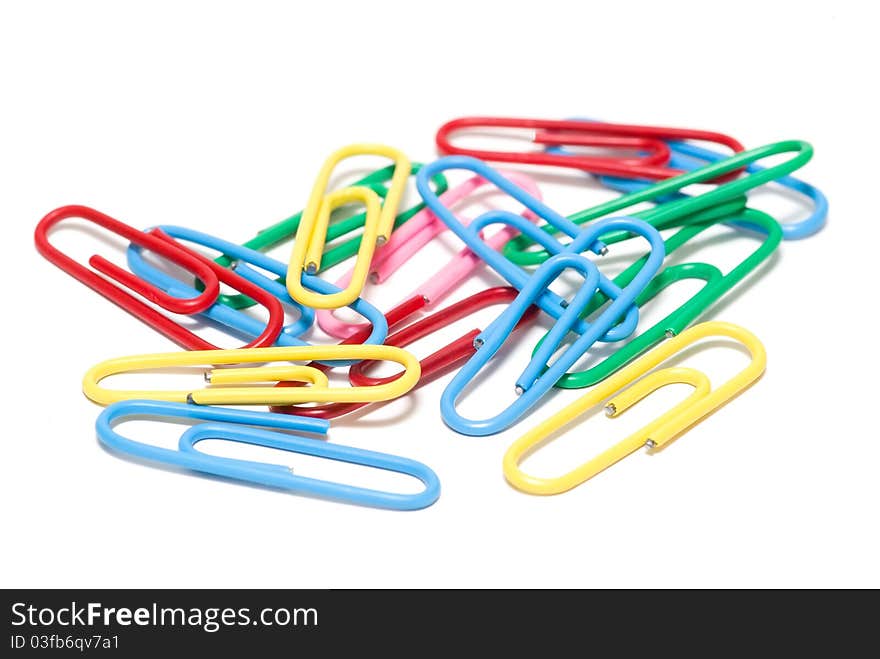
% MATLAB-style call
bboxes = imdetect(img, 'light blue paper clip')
[439,215,664,436]
[96,400,441,511]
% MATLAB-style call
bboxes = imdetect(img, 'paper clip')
[547,119,827,240]
[316,170,543,339]
[97,400,440,510]
[435,116,744,180]
[440,236,664,436]
[503,140,814,266]
[126,226,396,362]
[503,321,766,494]
[277,287,541,419]
[82,344,420,406]
[543,205,782,388]
[286,144,411,309]
[203,163,449,310]
[35,205,283,350]
[416,156,665,342]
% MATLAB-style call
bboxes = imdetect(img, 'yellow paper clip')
[82,345,420,406]
[287,144,411,309]
[502,321,766,494]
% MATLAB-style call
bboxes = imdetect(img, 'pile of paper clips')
[34,117,826,510]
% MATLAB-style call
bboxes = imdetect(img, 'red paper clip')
[271,287,540,419]
[35,205,285,350]
[435,116,745,181]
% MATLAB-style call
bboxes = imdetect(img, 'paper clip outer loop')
[316,170,543,339]
[96,400,440,510]
[287,144,411,309]
[503,140,813,266]
[82,344,421,407]
[205,163,449,310]
[435,116,744,180]
[33,205,238,349]
[503,321,766,494]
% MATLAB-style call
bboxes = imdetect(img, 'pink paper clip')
[316,171,543,339]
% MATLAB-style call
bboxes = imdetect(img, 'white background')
[1,0,878,588]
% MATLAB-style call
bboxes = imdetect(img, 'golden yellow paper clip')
[82,345,420,406]
[502,321,766,494]
[286,144,411,309]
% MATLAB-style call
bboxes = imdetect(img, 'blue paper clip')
[96,400,441,510]
[126,226,389,366]
[547,118,827,240]
[416,156,665,342]
[440,221,664,436]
